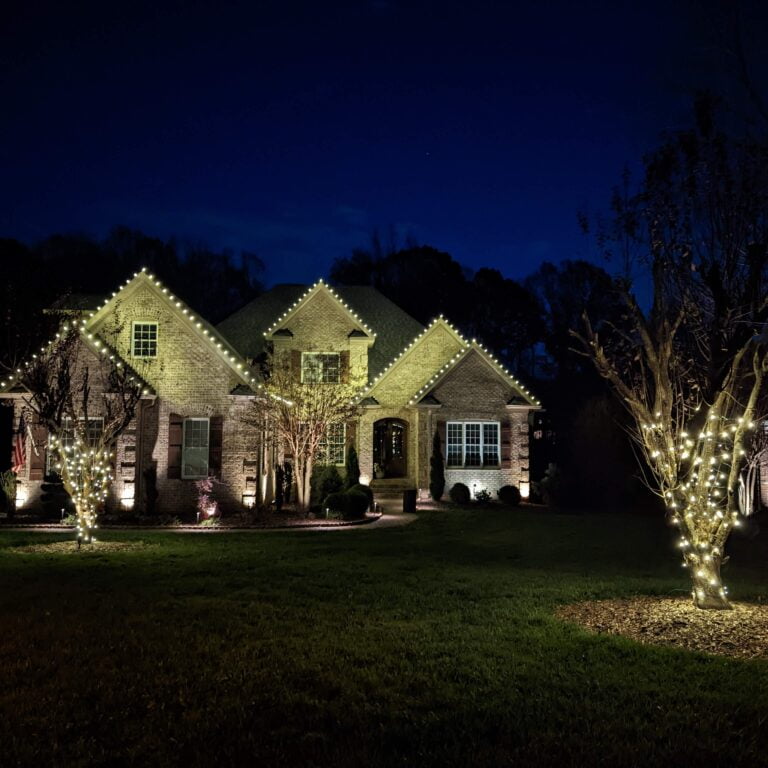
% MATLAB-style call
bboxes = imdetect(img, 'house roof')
[46,293,107,313]
[217,283,425,380]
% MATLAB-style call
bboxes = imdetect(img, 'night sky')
[2,1,763,285]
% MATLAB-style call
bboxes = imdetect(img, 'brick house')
[2,269,540,514]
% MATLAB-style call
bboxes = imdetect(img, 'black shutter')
[29,423,48,481]
[501,421,512,467]
[209,416,223,479]
[167,414,183,479]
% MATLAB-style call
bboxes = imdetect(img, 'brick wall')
[369,323,464,407]
[90,281,253,515]
[428,350,533,498]
[271,290,372,384]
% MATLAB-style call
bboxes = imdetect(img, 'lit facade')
[2,271,540,512]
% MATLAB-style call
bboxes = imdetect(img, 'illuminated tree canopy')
[19,322,144,544]
[574,102,768,608]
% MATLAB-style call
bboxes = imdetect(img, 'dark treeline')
[0,227,654,510]
[0,227,264,367]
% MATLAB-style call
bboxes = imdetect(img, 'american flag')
[12,413,26,474]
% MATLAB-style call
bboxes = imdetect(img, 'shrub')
[344,445,360,489]
[449,482,470,505]
[323,488,370,520]
[312,464,343,505]
[497,485,522,506]
[539,463,562,507]
[474,488,492,504]
[195,477,222,521]
[41,472,74,520]
[345,489,369,519]
[0,470,16,519]
[281,462,293,504]
[274,463,285,511]
[323,491,349,517]
[143,465,159,516]
[429,430,445,501]
[350,483,373,509]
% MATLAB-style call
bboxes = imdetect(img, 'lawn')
[0,508,767,767]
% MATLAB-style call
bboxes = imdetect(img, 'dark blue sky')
[2,1,763,285]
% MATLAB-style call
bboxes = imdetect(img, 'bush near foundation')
[497,485,522,506]
[322,489,370,520]
[449,482,470,505]
[349,483,373,508]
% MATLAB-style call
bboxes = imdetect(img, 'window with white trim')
[317,423,346,465]
[132,322,158,358]
[182,418,210,478]
[446,422,500,467]
[47,417,104,473]
[302,352,340,383]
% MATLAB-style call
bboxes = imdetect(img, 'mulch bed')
[8,540,151,555]
[556,596,768,660]
[0,513,382,530]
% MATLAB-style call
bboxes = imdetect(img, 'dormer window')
[132,322,158,358]
[302,352,340,383]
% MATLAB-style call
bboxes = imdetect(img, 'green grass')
[0,508,767,767]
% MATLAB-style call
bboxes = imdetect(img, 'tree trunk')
[294,458,312,513]
[302,460,313,514]
[76,503,96,545]
[689,556,731,610]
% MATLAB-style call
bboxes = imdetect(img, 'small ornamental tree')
[573,103,768,609]
[18,322,144,544]
[344,444,360,489]
[429,429,445,501]
[243,348,362,512]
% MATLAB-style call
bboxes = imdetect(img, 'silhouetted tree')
[0,228,265,371]
[526,260,625,378]
[465,268,544,373]
[19,321,144,544]
[331,244,468,325]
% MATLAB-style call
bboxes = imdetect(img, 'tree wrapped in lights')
[243,349,362,512]
[20,323,143,544]
[573,102,768,609]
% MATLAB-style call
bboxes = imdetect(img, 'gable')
[426,349,520,410]
[367,319,466,407]
[273,287,371,350]
[85,271,255,401]
[412,345,540,408]
[216,283,424,378]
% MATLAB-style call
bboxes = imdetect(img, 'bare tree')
[573,101,768,609]
[19,320,144,544]
[738,423,768,517]
[243,349,362,512]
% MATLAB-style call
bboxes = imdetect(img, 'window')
[47,417,104,473]
[446,422,500,467]
[182,418,209,478]
[317,423,346,465]
[132,322,158,358]
[302,353,340,383]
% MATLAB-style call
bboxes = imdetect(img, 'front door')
[373,419,407,478]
